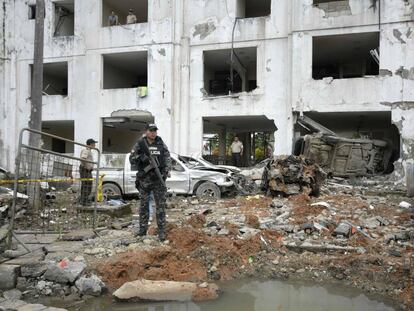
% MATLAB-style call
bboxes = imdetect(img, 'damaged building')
[0,0,413,181]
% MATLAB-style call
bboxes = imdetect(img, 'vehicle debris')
[295,115,394,177]
[261,155,326,197]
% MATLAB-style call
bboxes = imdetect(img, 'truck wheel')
[407,163,414,197]
[196,182,221,199]
[102,183,122,199]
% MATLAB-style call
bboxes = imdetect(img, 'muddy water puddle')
[56,280,396,311]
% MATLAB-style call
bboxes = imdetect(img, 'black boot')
[158,229,167,242]
[135,228,147,237]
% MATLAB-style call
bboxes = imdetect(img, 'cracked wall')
[0,0,413,186]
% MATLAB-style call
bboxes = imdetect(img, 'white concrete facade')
[0,0,413,179]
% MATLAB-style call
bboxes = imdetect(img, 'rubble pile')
[0,258,105,300]
[0,180,412,309]
[262,155,326,196]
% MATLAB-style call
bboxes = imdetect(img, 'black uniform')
[130,136,171,240]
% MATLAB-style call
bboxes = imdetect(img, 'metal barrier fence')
[6,128,101,246]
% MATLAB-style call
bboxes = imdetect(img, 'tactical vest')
[137,136,167,173]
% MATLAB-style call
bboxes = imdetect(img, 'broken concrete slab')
[44,261,86,284]
[284,241,365,254]
[3,254,44,266]
[113,279,219,302]
[61,230,95,241]
[75,274,105,297]
[0,298,27,310]
[332,223,352,238]
[21,263,47,278]
[3,289,22,300]
[0,264,21,290]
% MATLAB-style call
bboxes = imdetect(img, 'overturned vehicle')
[294,116,394,177]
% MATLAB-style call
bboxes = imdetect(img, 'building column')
[218,128,227,164]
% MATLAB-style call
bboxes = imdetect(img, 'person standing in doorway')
[79,139,97,206]
[108,11,119,26]
[126,9,137,24]
[230,136,243,167]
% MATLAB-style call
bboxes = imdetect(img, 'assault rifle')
[142,137,166,187]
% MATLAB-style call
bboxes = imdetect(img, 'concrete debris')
[75,274,106,297]
[310,201,331,208]
[262,155,326,197]
[61,230,95,241]
[113,279,219,302]
[0,265,21,290]
[0,299,67,311]
[2,289,22,300]
[285,241,366,254]
[0,175,412,309]
[399,201,412,209]
[21,263,47,278]
[44,260,86,284]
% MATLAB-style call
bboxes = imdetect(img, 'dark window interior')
[313,32,380,80]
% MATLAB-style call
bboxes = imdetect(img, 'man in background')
[126,9,137,24]
[108,11,118,26]
[230,136,243,167]
[79,139,97,206]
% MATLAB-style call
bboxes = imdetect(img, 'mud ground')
[88,185,414,310]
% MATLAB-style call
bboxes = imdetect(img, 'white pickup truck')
[100,153,234,199]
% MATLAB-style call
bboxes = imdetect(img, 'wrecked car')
[262,155,326,197]
[100,153,234,199]
[178,156,258,195]
[294,116,393,177]
[179,155,241,174]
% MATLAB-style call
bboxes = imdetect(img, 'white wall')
[0,0,413,182]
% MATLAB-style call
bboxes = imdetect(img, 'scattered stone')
[75,274,105,297]
[143,239,153,245]
[0,299,27,310]
[16,277,28,291]
[0,264,21,290]
[44,261,86,284]
[399,201,412,209]
[389,249,402,257]
[310,202,330,208]
[61,229,95,241]
[113,279,219,302]
[207,221,218,228]
[245,214,260,229]
[3,289,23,300]
[84,248,106,255]
[217,229,229,236]
[73,256,85,262]
[21,263,47,278]
[36,280,47,291]
[332,223,352,238]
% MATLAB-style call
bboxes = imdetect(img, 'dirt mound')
[96,226,284,290]
[186,214,206,229]
[245,214,260,229]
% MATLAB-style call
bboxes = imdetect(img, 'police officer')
[130,124,171,241]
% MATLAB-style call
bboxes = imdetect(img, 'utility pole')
[27,0,45,211]
[29,0,45,147]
